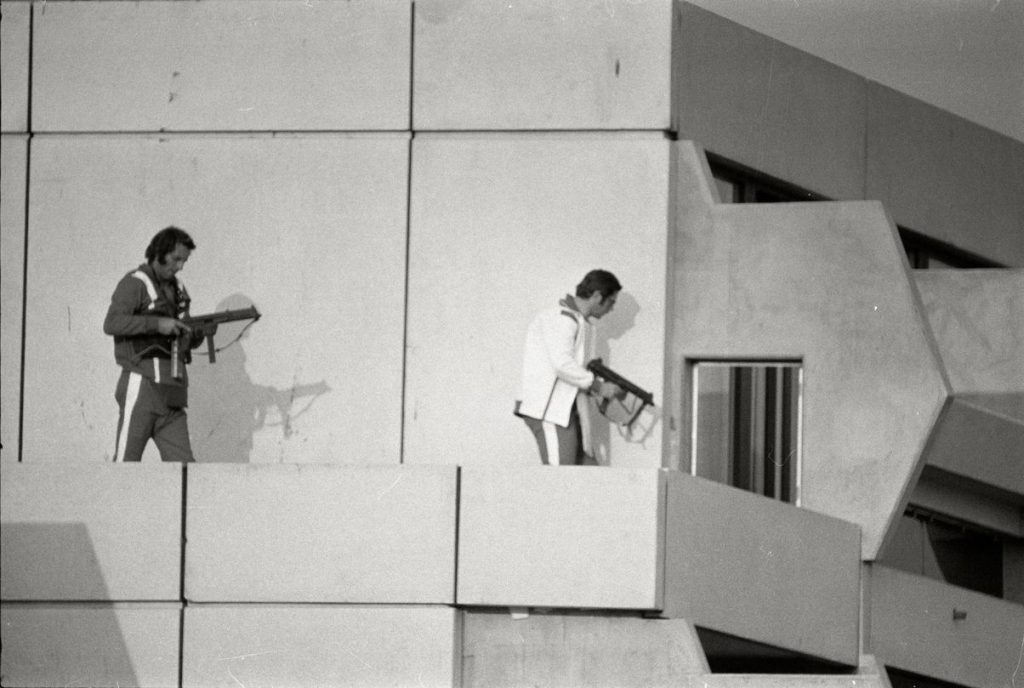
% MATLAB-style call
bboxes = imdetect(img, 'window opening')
[690,361,802,505]
[705,152,1003,269]
[880,505,1021,600]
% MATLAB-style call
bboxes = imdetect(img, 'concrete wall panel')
[0,603,181,688]
[32,1,411,132]
[869,564,1024,688]
[182,605,460,688]
[669,142,949,559]
[462,610,707,687]
[915,270,1024,394]
[0,463,182,601]
[866,84,1024,266]
[414,0,671,130]
[457,467,664,609]
[0,1,30,132]
[23,135,407,464]
[185,464,456,603]
[674,4,867,201]
[406,134,668,468]
[662,473,861,667]
[462,610,704,683]
[0,135,27,461]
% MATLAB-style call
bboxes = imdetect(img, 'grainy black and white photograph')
[1,0,1022,686]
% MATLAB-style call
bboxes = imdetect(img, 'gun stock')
[182,306,261,364]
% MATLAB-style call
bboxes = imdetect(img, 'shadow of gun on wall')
[186,293,332,462]
[253,380,332,439]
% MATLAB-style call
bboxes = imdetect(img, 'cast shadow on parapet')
[0,522,139,685]
[587,291,662,465]
[187,293,331,463]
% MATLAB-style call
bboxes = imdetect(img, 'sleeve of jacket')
[541,311,595,389]
[103,274,160,336]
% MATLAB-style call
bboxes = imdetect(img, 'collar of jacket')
[558,294,589,322]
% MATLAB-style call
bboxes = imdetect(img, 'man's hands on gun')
[590,378,624,400]
[156,317,212,342]
[156,317,190,337]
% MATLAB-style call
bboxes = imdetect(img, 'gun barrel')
[586,358,654,406]
[184,306,261,326]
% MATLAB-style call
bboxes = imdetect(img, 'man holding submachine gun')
[103,226,260,463]
[515,269,654,466]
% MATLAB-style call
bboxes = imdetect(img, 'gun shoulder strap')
[131,270,159,310]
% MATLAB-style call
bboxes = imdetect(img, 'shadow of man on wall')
[188,293,330,463]
[586,291,660,466]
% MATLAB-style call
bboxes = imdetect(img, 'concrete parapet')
[182,604,461,688]
[868,564,1024,688]
[457,467,664,609]
[0,463,183,601]
[462,609,707,687]
[185,463,457,603]
[0,602,181,688]
[662,472,861,667]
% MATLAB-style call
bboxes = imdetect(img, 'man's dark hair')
[145,226,196,264]
[575,269,622,300]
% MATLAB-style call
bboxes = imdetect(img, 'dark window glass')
[881,507,1011,599]
[705,153,1002,268]
[887,667,970,688]
[692,362,801,504]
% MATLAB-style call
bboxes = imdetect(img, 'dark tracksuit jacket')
[103,263,201,461]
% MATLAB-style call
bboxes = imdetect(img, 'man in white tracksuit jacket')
[515,270,623,465]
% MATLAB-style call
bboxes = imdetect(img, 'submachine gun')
[586,358,655,428]
[171,306,261,378]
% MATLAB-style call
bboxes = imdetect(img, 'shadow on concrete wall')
[587,291,661,465]
[189,293,331,463]
[0,522,139,686]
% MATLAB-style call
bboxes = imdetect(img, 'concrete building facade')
[1,1,1021,686]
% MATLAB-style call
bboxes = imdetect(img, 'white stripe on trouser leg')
[115,372,143,462]
[542,421,560,466]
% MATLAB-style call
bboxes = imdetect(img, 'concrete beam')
[662,472,861,667]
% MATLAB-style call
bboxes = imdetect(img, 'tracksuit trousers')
[113,369,194,462]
